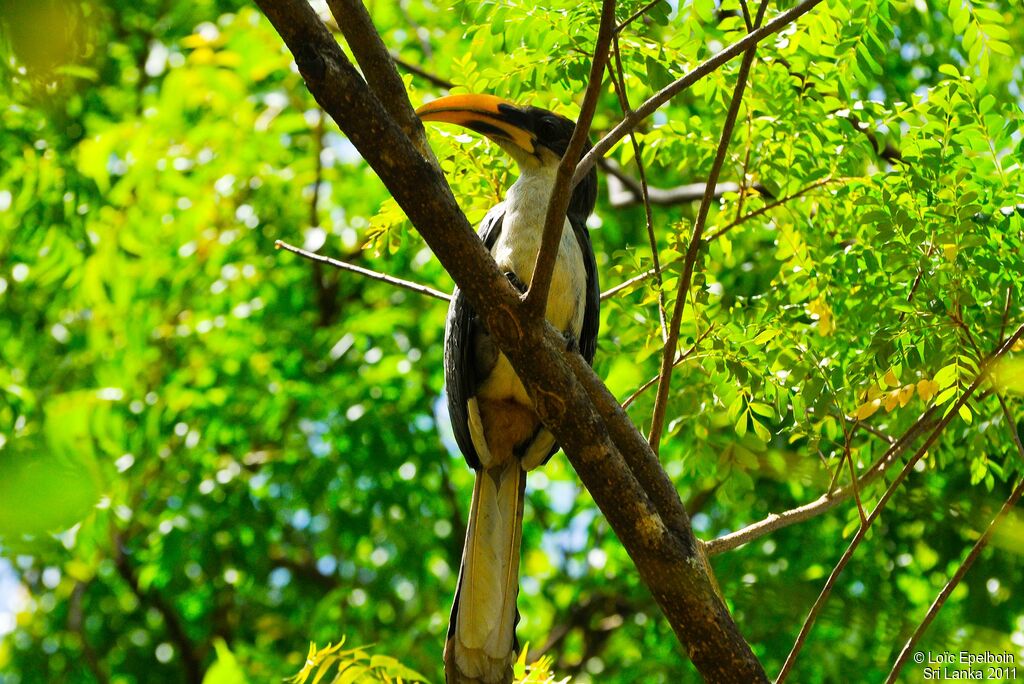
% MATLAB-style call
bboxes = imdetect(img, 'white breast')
[490,168,587,334]
[478,167,588,405]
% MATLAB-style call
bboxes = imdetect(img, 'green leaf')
[202,640,248,684]
[645,56,673,92]
[735,410,748,437]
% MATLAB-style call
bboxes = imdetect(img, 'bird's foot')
[504,271,527,295]
[563,330,579,353]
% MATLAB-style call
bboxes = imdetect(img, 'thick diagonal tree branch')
[253,0,766,679]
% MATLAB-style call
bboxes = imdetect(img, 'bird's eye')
[535,116,557,139]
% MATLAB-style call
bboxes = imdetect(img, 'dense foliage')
[1,0,1022,682]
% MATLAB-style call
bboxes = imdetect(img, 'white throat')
[493,165,560,284]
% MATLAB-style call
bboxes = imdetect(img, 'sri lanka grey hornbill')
[416,94,600,684]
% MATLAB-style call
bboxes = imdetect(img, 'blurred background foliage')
[0,0,1023,682]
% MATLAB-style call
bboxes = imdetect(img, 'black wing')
[571,215,601,366]
[444,204,505,470]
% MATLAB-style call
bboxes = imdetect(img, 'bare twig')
[437,458,467,565]
[68,582,109,684]
[601,267,658,300]
[602,177,840,300]
[844,437,867,523]
[897,243,935,323]
[308,113,342,326]
[776,323,1024,683]
[275,239,451,302]
[733,113,754,220]
[391,52,455,89]
[396,0,433,58]
[999,286,1012,342]
[848,415,897,445]
[526,0,617,317]
[738,0,755,31]
[322,12,457,89]
[885,407,1024,683]
[648,0,769,453]
[574,0,828,187]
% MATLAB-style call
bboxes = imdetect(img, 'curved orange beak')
[416,94,536,154]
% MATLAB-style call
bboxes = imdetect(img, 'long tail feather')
[444,461,525,684]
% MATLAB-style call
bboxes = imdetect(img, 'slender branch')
[601,267,657,300]
[776,323,1024,683]
[998,286,1012,342]
[68,582,110,684]
[648,0,768,453]
[396,0,433,58]
[621,325,715,409]
[843,436,867,522]
[267,547,339,591]
[615,0,665,33]
[608,34,667,341]
[885,405,1024,683]
[532,593,639,662]
[711,388,1001,556]
[573,0,828,187]
[437,457,467,564]
[896,243,935,323]
[738,0,755,31]
[525,0,616,316]
[733,113,754,220]
[848,414,897,445]
[391,52,455,89]
[275,239,451,302]
[322,12,458,89]
[308,113,342,326]
[704,176,840,241]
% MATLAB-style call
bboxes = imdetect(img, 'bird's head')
[416,93,598,221]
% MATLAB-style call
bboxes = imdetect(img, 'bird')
[416,93,600,684]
